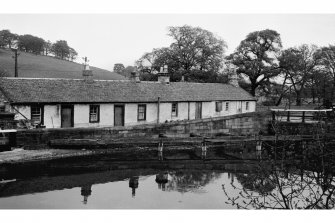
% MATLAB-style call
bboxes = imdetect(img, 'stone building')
[0,69,256,129]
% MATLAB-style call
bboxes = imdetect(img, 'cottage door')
[61,105,73,128]
[195,102,202,119]
[114,105,125,126]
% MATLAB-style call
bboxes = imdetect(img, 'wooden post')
[201,138,207,160]
[302,111,305,123]
[188,102,190,120]
[157,97,160,124]
[287,111,290,122]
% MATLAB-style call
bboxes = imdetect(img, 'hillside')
[0,49,127,80]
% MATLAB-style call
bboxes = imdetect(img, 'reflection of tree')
[165,171,220,193]
[234,163,276,196]
[222,137,335,209]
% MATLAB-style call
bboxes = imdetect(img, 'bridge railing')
[270,109,333,123]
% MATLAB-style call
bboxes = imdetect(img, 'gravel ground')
[0,149,96,164]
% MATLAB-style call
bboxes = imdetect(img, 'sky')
[1,13,335,71]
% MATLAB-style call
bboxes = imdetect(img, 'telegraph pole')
[12,48,20,77]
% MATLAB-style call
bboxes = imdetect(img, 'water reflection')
[155,173,168,191]
[0,136,335,209]
[129,177,139,198]
[81,185,92,204]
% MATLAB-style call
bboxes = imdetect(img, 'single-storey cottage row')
[0,70,256,129]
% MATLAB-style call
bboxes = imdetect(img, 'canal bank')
[15,111,271,150]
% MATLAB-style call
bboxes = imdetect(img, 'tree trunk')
[331,79,335,103]
[296,91,302,106]
[250,84,257,97]
[275,95,284,106]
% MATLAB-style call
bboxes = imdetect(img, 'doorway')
[61,105,74,128]
[114,105,125,126]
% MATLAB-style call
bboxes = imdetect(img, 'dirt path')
[0,149,96,164]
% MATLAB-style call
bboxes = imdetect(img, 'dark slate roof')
[0,77,255,103]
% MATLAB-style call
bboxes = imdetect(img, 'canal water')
[0,138,334,209]
[0,169,241,209]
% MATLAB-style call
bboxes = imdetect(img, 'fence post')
[272,111,276,122]
[302,111,305,123]
[287,111,290,122]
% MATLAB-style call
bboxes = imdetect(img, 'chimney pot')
[83,64,93,81]
[131,71,140,83]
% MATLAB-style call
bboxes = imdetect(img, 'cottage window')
[0,106,5,113]
[172,103,178,117]
[215,101,222,112]
[31,105,42,124]
[138,104,146,121]
[246,102,249,111]
[89,105,100,123]
[225,102,229,111]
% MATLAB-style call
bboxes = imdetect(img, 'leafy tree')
[121,66,136,78]
[227,29,282,96]
[52,40,70,59]
[318,45,335,102]
[279,44,321,106]
[137,25,227,82]
[68,47,78,61]
[44,40,52,56]
[113,63,125,74]
[0,29,18,49]
[18,34,45,54]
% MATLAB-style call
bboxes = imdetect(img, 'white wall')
[11,100,256,128]
[124,104,138,126]
[44,105,61,128]
[100,104,114,126]
[13,105,30,120]
[74,104,114,128]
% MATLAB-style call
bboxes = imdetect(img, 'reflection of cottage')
[81,184,92,205]
[129,176,139,197]
[0,67,255,129]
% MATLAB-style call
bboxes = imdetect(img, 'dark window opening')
[89,105,100,123]
[138,104,146,121]
[31,105,43,125]
[215,101,222,112]
[172,103,178,117]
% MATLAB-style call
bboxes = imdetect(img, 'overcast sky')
[1,14,335,71]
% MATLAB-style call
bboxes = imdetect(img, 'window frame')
[246,102,249,111]
[137,104,147,121]
[31,105,44,125]
[215,101,222,112]
[89,104,100,123]
[225,102,229,111]
[171,102,178,117]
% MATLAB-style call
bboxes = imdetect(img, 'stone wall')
[16,111,271,150]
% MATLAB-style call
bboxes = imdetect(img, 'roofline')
[10,100,256,105]
[0,77,247,86]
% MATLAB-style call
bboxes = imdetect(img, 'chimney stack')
[229,73,239,87]
[83,64,93,80]
[158,65,170,84]
[130,70,140,83]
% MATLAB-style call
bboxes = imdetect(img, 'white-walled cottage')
[0,70,256,129]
